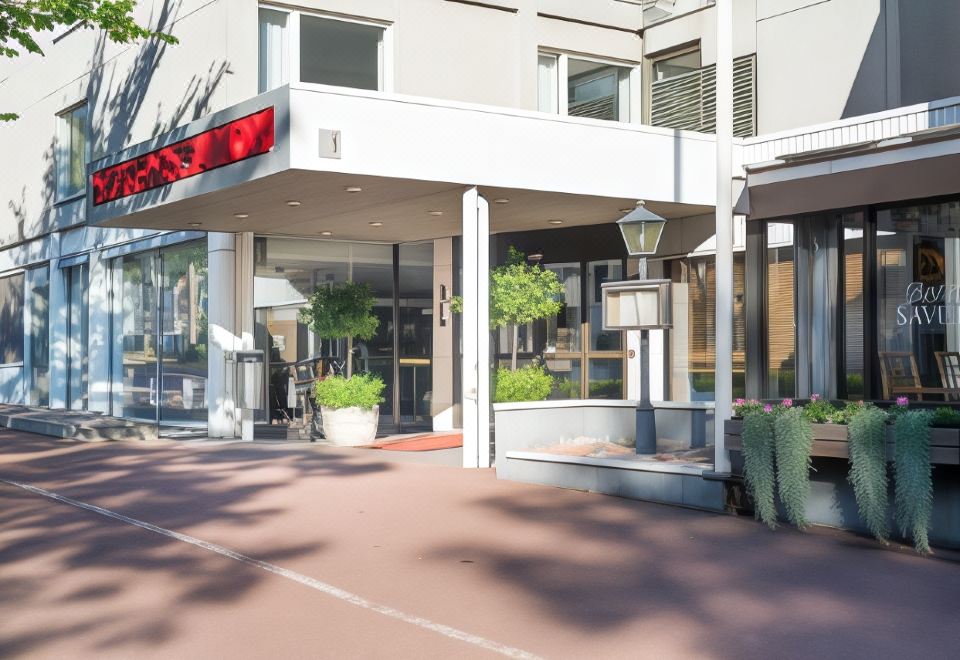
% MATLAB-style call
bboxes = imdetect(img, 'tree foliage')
[0,0,177,120]
[299,281,379,378]
[847,405,890,543]
[489,247,564,331]
[493,363,553,403]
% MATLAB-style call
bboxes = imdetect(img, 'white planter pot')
[321,405,380,446]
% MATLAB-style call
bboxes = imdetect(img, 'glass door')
[397,243,434,429]
[66,263,89,410]
[120,251,160,421]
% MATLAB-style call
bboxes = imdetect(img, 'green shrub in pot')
[494,364,553,403]
[315,373,385,410]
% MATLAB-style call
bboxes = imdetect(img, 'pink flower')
[763,404,773,413]
[782,398,793,408]
[896,396,909,407]
[810,393,821,401]
[734,398,745,406]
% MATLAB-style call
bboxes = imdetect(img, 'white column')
[461,187,491,468]
[48,258,68,409]
[236,232,256,441]
[714,0,734,473]
[208,233,238,438]
[87,251,111,414]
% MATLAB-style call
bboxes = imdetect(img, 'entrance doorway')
[253,237,438,436]
[114,241,209,425]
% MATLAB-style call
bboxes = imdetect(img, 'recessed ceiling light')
[369,221,383,227]
[428,210,444,216]
[234,213,249,219]
[345,186,363,193]
[548,219,564,225]
[320,231,333,236]
[493,198,510,204]
[286,200,302,207]
[187,222,202,227]
[619,208,633,214]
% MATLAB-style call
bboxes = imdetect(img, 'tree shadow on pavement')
[0,431,393,656]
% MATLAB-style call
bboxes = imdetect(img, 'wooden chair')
[935,351,960,401]
[878,351,925,400]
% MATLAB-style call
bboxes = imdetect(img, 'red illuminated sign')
[92,107,275,205]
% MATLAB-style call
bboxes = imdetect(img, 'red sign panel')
[92,107,275,206]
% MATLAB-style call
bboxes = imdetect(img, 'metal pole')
[636,328,657,454]
[714,0,734,473]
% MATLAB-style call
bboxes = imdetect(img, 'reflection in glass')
[29,267,49,406]
[67,263,89,410]
[877,201,960,393]
[399,243,434,426]
[546,357,581,400]
[121,252,158,421]
[588,260,623,351]
[159,243,208,424]
[545,263,581,354]
[300,15,382,90]
[567,58,630,121]
[767,222,795,398]
[588,358,623,400]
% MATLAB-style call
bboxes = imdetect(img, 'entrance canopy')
[744,125,960,220]
[87,84,716,241]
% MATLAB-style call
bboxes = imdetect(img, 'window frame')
[55,101,89,203]
[537,49,639,124]
[643,43,701,125]
[258,4,393,93]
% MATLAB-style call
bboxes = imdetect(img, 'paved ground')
[1,428,958,659]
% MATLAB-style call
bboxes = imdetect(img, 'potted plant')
[299,281,384,445]
[313,372,385,446]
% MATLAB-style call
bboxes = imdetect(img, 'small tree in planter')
[453,247,564,402]
[299,282,383,445]
[299,281,379,378]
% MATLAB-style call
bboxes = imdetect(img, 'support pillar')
[235,232,256,441]
[87,250,111,414]
[714,0,734,473]
[461,187,490,468]
[207,233,238,438]
[47,257,68,410]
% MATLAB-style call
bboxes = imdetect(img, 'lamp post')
[617,201,668,454]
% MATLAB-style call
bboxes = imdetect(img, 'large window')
[538,52,633,122]
[0,272,24,364]
[28,267,49,406]
[766,223,795,398]
[56,102,87,200]
[259,7,387,93]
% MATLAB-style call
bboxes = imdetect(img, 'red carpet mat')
[367,433,463,452]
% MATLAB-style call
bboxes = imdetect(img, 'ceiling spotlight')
[234,213,249,219]
[619,208,633,214]
[369,221,383,227]
[320,231,333,237]
[527,252,544,263]
[548,219,564,225]
[187,222,202,227]
[344,186,363,193]
[428,210,444,216]
[493,198,510,204]
[286,200,302,207]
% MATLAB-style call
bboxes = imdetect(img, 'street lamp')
[617,200,667,256]
[612,201,669,455]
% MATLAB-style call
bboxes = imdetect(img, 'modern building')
[2,0,960,523]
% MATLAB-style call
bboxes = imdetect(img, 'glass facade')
[28,267,49,406]
[750,197,960,403]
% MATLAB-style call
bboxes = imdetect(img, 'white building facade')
[3,0,960,479]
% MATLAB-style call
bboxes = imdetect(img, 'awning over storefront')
[86,84,717,241]
[744,126,960,220]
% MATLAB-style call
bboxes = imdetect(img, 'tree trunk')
[511,324,519,371]
[346,335,353,379]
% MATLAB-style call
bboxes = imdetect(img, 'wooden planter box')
[724,420,960,465]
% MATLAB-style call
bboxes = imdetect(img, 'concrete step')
[0,405,158,442]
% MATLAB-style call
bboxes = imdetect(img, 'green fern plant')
[893,410,935,554]
[741,412,777,529]
[774,407,814,529]
[847,406,889,542]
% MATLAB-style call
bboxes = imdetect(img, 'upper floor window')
[56,102,87,200]
[0,271,25,365]
[538,51,633,123]
[652,49,701,82]
[259,7,388,94]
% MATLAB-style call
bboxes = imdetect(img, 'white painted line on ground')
[1,478,541,660]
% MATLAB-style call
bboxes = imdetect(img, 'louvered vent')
[650,54,756,137]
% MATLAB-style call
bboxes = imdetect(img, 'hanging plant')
[847,405,889,543]
[741,411,777,529]
[893,410,935,554]
[774,406,814,529]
